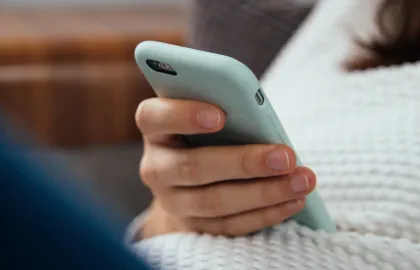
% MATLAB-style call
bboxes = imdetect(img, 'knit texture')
[130,0,420,269]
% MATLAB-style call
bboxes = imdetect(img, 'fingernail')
[290,172,309,193]
[286,199,303,211]
[267,149,290,171]
[197,108,221,129]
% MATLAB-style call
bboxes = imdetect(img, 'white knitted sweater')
[129,0,420,269]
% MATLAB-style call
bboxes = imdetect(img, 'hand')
[135,97,316,238]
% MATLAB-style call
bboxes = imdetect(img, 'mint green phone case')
[135,41,336,232]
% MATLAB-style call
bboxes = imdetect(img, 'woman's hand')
[135,97,316,238]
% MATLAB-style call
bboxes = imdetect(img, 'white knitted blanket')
[129,0,420,269]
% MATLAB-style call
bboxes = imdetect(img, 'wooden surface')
[0,7,187,65]
[0,6,187,147]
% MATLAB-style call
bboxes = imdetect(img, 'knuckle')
[139,159,159,187]
[192,187,224,217]
[260,180,283,206]
[218,218,237,236]
[180,217,196,230]
[239,146,258,177]
[181,192,201,216]
[182,217,206,233]
[177,152,200,183]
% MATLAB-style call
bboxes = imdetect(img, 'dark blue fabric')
[0,128,151,270]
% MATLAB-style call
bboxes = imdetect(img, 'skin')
[135,97,317,239]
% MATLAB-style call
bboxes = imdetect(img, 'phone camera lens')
[152,61,160,69]
[146,59,160,70]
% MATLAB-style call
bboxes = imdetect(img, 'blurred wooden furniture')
[0,6,187,147]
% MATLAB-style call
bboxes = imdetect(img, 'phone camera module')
[146,59,177,76]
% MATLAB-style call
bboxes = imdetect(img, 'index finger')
[135,97,226,138]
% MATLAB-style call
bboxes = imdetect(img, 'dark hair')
[345,0,420,71]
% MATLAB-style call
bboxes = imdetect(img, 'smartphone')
[135,41,336,232]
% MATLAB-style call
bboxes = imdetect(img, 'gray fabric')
[57,144,151,223]
[189,0,315,78]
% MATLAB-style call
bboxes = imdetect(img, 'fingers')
[135,98,226,139]
[186,197,306,236]
[161,167,316,218]
[141,143,297,187]
[135,96,314,237]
